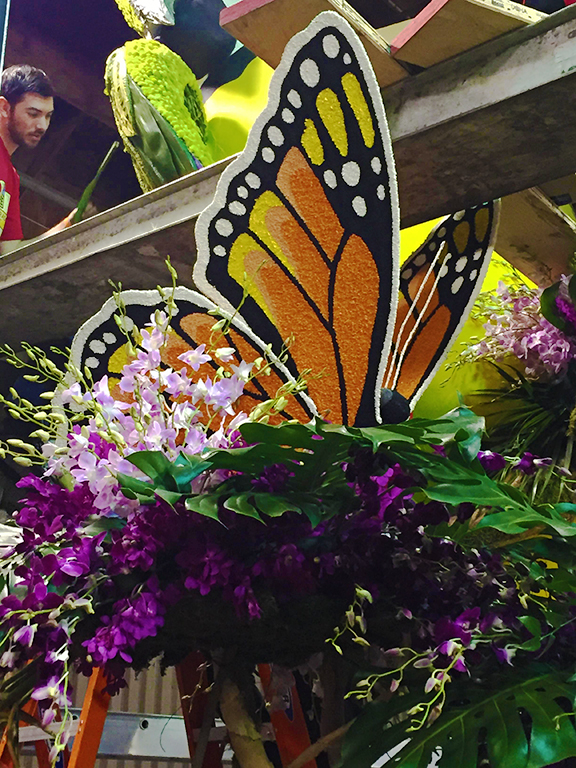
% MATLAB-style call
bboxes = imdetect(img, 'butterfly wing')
[194,11,400,427]
[383,201,501,407]
[70,287,314,423]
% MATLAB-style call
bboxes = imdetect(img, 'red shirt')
[0,136,23,241]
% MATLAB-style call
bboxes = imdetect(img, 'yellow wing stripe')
[316,88,348,157]
[301,118,325,165]
[249,191,294,269]
[228,233,274,321]
[341,73,375,149]
[474,208,490,241]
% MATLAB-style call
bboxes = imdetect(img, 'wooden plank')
[5,23,114,128]
[220,0,409,88]
[384,4,576,226]
[496,188,576,286]
[390,0,545,67]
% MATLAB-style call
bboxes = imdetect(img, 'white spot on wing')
[401,268,413,280]
[451,276,464,294]
[282,108,295,123]
[473,248,483,260]
[323,34,340,58]
[246,173,261,189]
[214,245,226,257]
[103,332,116,344]
[287,89,302,108]
[86,357,99,369]
[268,126,284,146]
[324,170,337,189]
[343,53,351,64]
[455,256,467,273]
[470,269,478,281]
[371,157,382,174]
[377,185,386,200]
[262,147,275,162]
[89,340,106,354]
[342,161,361,186]
[453,210,465,221]
[237,186,248,198]
[352,196,367,217]
[300,59,320,87]
[414,253,426,267]
[215,218,233,237]
[229,201,246,216]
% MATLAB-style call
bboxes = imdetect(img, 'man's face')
[7,93,53,149]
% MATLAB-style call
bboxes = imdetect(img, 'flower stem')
[219,676,274,768]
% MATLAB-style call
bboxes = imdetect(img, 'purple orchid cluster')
[5,446,568,754]
[472,279,576,378]
[1,307,575,765]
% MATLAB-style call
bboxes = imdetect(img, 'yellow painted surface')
[205,57,274,161]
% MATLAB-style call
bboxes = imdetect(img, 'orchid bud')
[39,392,56,400]
[13,456,33,467]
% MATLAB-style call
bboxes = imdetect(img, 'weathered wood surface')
[386,4,576,227]
[496,188,576,285]
[0,158,233,347]
[5,23,115,129]
[389,0,544,67]
[220,0,409,87]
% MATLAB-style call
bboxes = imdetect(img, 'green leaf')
[253,494,299,517]
[223,494,262,521]
[569,275,576,307]
[72,141,119,224]
[83,517,126,535]
[154,488,185,507]
[540,282,566,331]
[185,495,220,522]
[519,616,542,651]
[342,670,576,768]
[170,455,212,491]
[127,77,201,186]
[117,472,155,498]
[126,451,175,487]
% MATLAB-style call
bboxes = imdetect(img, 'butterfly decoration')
[71,11,499,429]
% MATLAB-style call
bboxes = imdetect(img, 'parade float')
[2,7,576,768]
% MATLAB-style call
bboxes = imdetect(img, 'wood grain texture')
[220,0,408,87]
[5,23,114,128]
[496,188,576,286]
[390,0,545,67]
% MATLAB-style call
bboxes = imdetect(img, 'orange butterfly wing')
[384,202,500,406]
[194,14,400,427]
[70,288,313,425]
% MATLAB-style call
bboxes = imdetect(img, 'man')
[0,65,73,255]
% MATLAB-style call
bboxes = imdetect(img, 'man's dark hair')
[1,65,54,107]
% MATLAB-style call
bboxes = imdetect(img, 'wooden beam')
[496,188,576,286]
[384,4,576,226]
[389,0,544,67]
[5,23,114,128]
[220,0,409,88]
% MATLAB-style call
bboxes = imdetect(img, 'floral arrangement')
[2,291,576,767]
[459,275,576,499]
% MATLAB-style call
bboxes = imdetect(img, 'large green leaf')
[540,282,566,331]
[341,670,576,768]
[127,77,201,187]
